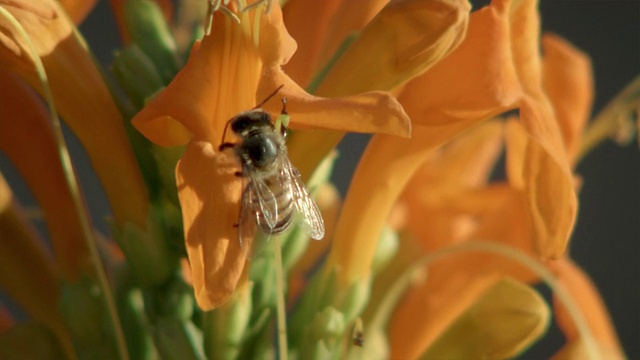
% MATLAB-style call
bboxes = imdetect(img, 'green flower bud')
[370,226,399,275]
[59,278,117,358]
[113,214,177,287]
[300,306,345,359]
[117,287,158,360]
[203,282,254,360]
[153,317,204,360]
[124,0,182,83]
[422,278,550,359]
[111,45,164,109]
[149,274,194,321]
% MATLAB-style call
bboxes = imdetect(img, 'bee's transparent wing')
[279,157,325,240]
[247,173,279,232]
[239,177,274,259]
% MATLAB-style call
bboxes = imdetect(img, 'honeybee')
[219,87,325,250]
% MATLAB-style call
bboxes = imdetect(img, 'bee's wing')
[238,176,257,256]
[247,172,279,232]
[239,177,275,259]
[279,157,325,240]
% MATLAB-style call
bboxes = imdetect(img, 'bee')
[219,86,325,250]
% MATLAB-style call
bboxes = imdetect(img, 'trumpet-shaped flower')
[386,10,625,359]
[131,2,410,309]
[0,0,149,229]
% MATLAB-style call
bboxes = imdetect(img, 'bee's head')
[230,110,273,136]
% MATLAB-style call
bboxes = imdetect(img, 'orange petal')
[0,0,149,228]
[542,33,594,164]
[549,258,625,359]
[175,141,251,310]
[506,0,577,258]
[325,123,470,286]
[315,0,470,96]
[389,260,501,359]
[271,79,411,180]
[0,174,74,355]
[58,0,98,24]
[283,0,388,86]
[397,0,522,126]
[133,3,294,146]
[519,97,577,258]
[282,0,342,86]
[0,71,88,280]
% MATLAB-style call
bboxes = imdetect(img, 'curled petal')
[542,33,594,164]
[315,0,471,96]
[176,141,251,309]
[519,98,577,258]
[398,0,522,126]
[261,54,413,181]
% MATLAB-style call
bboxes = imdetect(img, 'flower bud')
[300,306,345,358]
[111,45,165,109]
[124,0,182,83]
[422,278,550,359]
[203,282,253,360]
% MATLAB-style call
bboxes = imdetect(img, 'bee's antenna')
[253,84,284,109]
[219,117,235,148]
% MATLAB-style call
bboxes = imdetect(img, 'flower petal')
[0,71,88,280]
[58,0,98,24]
[133,3,295,146]
[315,0,471,96]
[0,174,74,356]
[389,262,500,358]
[421,278,549,359]
[0,0,149,228]
[267,71,411,179]
[283,0,388,86]
[176,141,251,310]
[397,0,522,126]
[549,258,626,359]
[542,33,594,164]
[282,0,342,86]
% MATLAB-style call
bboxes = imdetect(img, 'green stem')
[273,236,288,360]
[306,33,359,95]
[0,7,129,360]
[577,75,640,162]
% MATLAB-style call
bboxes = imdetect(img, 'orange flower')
[0,71,89,280]
[131,2,410,309]
[284,0,471,180]
[387,8,624,359]
[0,0,149,230]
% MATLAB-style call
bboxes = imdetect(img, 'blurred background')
[0,0,637,358]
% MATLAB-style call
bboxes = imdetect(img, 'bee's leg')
[275,97,290,137]
[219,142,235,151]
